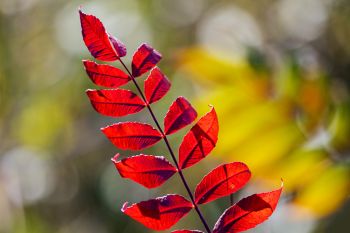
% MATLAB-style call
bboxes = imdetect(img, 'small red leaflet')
[86,89,145,117]
[195,162,251,205]
[122,194,194,230]
[79,10,125,61]
[101,122,162,150]
[132,43,162,77]
[164,97,197,135]
[213,185,283,233]
[83,60,131,88]
[144,67,171,104]
[179,106,219,169]
[112,153,177,188]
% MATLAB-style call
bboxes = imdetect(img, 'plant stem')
[118,59,212,233]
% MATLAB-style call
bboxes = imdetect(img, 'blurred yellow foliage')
[179,47,350,217]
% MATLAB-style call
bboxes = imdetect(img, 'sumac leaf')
[172,230,204,233]
[101,122,162,150]
[164,97,197,135]
[132,43,162,77]
[83,60,130,88]
[79,10,125,61]
[179,106,218,169]
[86,89,145,117]
[195,162,251,205]
[108,34,127,57]
[122,194,193,230]
[213,186,283,233]
[111,153,177,188]
[144,67,171,104]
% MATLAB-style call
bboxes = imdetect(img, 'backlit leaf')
[111,153,177,188]
[83,60,130,88]
[101,122,162,150]
[79,10,124,61]
[213,186,283,233]
[132,43,162,77]
[164,97,197,135]
[108,34,127,57]
[122,194,193,230]
[195,162,251,205]
[86,89,145,117]
[144,67,171,104]
[179,107,218,169]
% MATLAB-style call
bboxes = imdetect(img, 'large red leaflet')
[213,186,283,233]
[194,162,251,205]
[111,153,177,188]
[122,194,194,230]
[101,122,162,150]
[86,89,145,117]
[79,10,125,61]
[179,107,219,169]
[83,60,130,88]
[132,43,162,77]
[172,230,204,233]
[164,97,197,135]
[144,67,171,104]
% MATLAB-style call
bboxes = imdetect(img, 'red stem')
[118,58,212,233]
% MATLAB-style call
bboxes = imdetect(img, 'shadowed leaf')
[122,194,193,230]
[86,89,145,117]
[111,153,177,188]
[83,60,130,88]
[101,122,162,150]
[195,162,251,205]
[213,185,283,233]
[164,97,197,135]
[144,67,171,104]
[132,43,162,77]
[179,107,218,169]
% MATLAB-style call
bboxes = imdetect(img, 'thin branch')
[118,58,212,233]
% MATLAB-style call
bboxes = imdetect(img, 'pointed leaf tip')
[101,122,162,150]
[112,154,177,188]
[195,162,251,205]
[213,185,283,233]
[164,97,197,135]
[132,43,162,77]
[122,194,193,230]
[144,67,171,104]
[179,106,219,169]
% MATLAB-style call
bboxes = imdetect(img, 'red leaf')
[101,122,162,150]
[111,153,177,188]
[144,67,171,104]
[195,162,251,205]
[213,185,283,233]
[164,97,197,135]
[132,43,162,77]
[172,230,204,233]
[122,194,193,230]
[79,9,125,61]
[83,60,130,88]
[179,106,219,169]
[108,34,127,58]
[86,89,145,117]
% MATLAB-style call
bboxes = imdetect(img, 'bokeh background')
[0,0,349,232]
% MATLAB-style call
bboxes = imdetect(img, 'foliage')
[79,9,282,233]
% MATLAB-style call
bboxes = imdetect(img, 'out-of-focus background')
[0,0,349,232]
